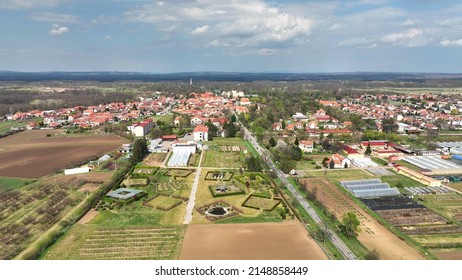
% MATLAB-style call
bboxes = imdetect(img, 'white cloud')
[31,12,77,23]
[440,39,462,46]
[104,35,112,40]
[256,48,279,56]
[49,25,69,36]
[124,0,313,47]
[191,25,210,35]
[382,28,422,43]
[337,37,370,47]
[0,0,66,9]
[207,39,220,47]
[438,18,462,27]
[164,25,177,32]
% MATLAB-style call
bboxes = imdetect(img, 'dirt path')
[76,209,99,224]
[301,178,425,260]
[182,151,203,224]
[179,221,328,260]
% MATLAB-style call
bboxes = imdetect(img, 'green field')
[304,169,375,182]
[0,177,29,192]
[150,114,174,124]
[146,195,183,211]
[243,195,281,211]
[381,173,424,188]
[202,149,245,168]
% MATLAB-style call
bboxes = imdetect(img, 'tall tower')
[189,78,193,85]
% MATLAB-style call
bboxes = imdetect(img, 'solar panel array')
[167,150,191,167]
[402,156,460,171]
[341,179,400,199]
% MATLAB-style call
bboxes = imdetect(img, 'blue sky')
[1,0,462,72]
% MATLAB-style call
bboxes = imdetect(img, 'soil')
[0,130,127,178]
[301,178,425,260]
[77,209,99,224]
[143,153,167,167]
[179,221,328,260]
[432,250,462,260]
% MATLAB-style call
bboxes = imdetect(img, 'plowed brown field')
[179,221,328,260]
[0,130,126,178]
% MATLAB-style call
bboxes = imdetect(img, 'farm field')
[42,224,184,260]
[0,177,29,192]
[179,221,327,260]
[0,172,107,259]
[0,130,127,178]
[301,178,424,260]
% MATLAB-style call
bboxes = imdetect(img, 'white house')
[299,140,314,153]
[190,116,203,126]
[193,124,209,141]
[329,153,351,169]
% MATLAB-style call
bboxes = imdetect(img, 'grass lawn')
[371,157,388,166]
[89,207,163,227]
[146,195,183,210]
[381,172,424,188]
[0,177,29,192]
[395,160,423,172]
[202,149,244,168]
[295,160,319,170]
[448,182,462,192]
[204,137,246,146]
[304,169,375,182]
[150,114,173,124]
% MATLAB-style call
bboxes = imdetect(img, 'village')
[2,84,462,261]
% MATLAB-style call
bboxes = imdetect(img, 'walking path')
[183,150,204,224]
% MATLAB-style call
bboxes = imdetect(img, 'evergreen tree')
[294,137,299,146]
[269,137,276,147]
[365,143,372,155]
[131,138,148,164]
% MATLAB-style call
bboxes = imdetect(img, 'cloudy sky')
[1,0,462,72]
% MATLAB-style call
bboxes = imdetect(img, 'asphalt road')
[237,115,357,260]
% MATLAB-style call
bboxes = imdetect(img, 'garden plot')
[220,146,241,152]
[156,180,189,192]
[164,169,193,178]
[209,184,244,197]
[242,195,281,211]
[145,195,184,211]
[122,178,148,187]
[133,166,158,175]
[376,208,449,226]
[205,171,234,181]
